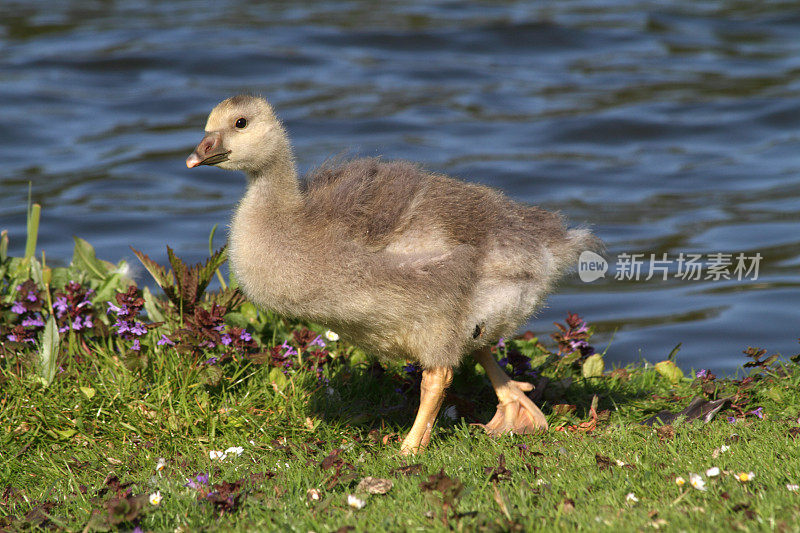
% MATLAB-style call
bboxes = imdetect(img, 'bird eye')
[235,118,247,129]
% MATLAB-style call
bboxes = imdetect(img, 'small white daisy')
[324,330,339,342]
[155,458,166,472]
[224,446,244,456]
[625,492,638,503]
[706,467,720,477]
[347,494,366,509]
[209,450,225,461]
[736,472,755,483]
[675,476,686,487]
[786,484,799,492]
[689,473,706,491]
[149,491,163,506]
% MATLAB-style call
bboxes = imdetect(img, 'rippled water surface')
[2,0,799,373]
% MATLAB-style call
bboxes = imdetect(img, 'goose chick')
[187,95,600,454]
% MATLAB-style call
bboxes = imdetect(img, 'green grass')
[2,220,800,532]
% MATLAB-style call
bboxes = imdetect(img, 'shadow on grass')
[306,356,655,438]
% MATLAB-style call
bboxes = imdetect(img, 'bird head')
[186,95,288,175]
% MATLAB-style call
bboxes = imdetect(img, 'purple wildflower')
[133,527,144,533]
[185,473,209,490]
[220,334,233,346]
[106,301,123,315]
[573,322,589,335]
[696,369,708,379]
[748,407,764,419]
[7,325,36,343]
[157,334,175,346]
[727,416,738,424]
[310,335,326,348]
[70,315,92,330]
[25,292,37,302]
[205,357,219,365]
[240,331,252,342]
[130,322,148,336]
[22,315,45,328]
[131,339,141,351]
[53,296,69,316]
[281,341,298,357]
[115,320,130,334]
[496,337,506,349]
[11,301,25,314]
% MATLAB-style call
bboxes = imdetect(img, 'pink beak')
[186,132,229,168]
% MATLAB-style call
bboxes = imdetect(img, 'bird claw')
[478,380,548,435]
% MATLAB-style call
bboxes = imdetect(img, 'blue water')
[1,1,799,374]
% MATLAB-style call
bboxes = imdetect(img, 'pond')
[1,0,799,374]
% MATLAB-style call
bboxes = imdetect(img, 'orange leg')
[400,366,453,455]
[474,346,548,434]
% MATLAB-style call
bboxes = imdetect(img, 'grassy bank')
[2,212,800,532]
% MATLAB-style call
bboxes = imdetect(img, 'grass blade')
[25,203,41,261]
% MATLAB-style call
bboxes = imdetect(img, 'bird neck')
[245,140,302,209]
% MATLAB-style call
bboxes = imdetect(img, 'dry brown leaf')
[656,425,675,442]
[356,477,393,495]
[391,463,423,476]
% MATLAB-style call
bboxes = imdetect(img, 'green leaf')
[131,246,174,291]
[198,246,227,292]
[201,365,224,387]
[349,349,369,366]
[240,301,259,321]
[93,273,123,304]
[49,266,73,291]
[655,360,684,385]
[37,315,60,387]
[269,367,288,389]
[80,386,96,399]
[209,225,228,290]
[667,343,682,362]
[25,203,41,261]
[223,312,249,328]
[529,353,552,369]
[511,338,542,358]
[54,428,77,439]
[143,286,166,323]
[73,237,109,281]
[29,257,43,286]
[0,229,8,262]
[582,353,605,378]
[119,422,140,433]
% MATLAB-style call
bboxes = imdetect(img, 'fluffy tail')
[553,227,605,273]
